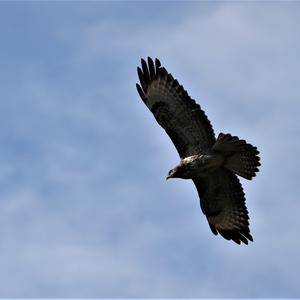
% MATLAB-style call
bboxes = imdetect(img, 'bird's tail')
[212,133,260,180]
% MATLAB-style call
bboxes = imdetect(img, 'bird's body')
[136,57,260,245]
[168,153,225,179]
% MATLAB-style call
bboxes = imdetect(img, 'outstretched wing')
[193,168,253,245]
[136,57,215,158]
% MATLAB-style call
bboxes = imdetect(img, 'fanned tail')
[212,133,260,180]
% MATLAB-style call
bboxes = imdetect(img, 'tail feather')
[212,133,260,180]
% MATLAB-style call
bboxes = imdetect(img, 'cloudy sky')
[0,1,299,297]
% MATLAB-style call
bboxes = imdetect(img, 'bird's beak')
[166,173,173,180]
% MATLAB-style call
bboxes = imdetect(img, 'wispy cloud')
[0,1,299,297]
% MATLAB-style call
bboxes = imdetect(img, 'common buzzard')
[136,57,260,245]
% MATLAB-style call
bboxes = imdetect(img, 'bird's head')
[166,164,188,180]
[166,167,178,180]
[166,157,197,180]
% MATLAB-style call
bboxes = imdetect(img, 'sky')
[0,1,299,297]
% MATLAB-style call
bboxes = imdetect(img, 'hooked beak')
[166,171,174,180]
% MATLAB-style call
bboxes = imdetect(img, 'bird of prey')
[136,57,260,245]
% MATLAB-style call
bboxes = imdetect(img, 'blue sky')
[0,1,299,297]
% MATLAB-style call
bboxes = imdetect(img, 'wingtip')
[216,228,253,245]
[139,57,161,73]
[155,58,161,68]
[136,83,145,101]
[141,58,147,72]
[147,57,155,79]
[137,66,142,76]
[147,56,153,64]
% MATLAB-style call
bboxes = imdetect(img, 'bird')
[136,57,260,245]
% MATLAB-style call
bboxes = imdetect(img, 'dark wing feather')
[136,57,215,158]
[193,168,253,245]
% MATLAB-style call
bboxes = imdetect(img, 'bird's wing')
[136,57,215,158]
[193,168,253,245]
